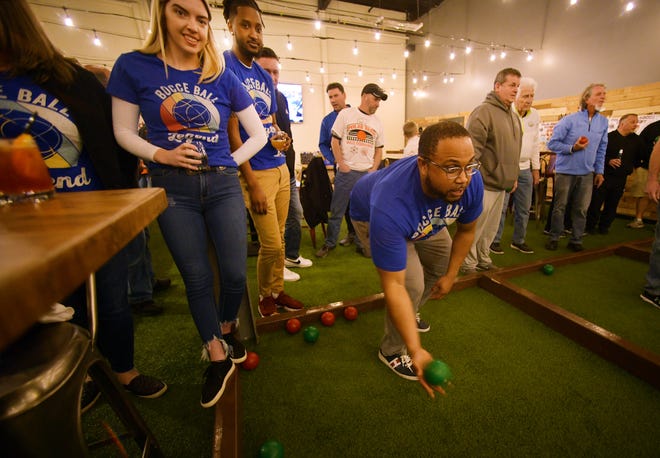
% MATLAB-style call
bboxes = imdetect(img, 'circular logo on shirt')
[160,92,220,132]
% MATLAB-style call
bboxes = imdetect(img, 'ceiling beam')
[318,0,332,11]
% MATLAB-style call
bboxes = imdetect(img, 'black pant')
[586,177,626,231]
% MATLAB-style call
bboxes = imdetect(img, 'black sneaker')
[640,291,660,310]
[545,240,558,251]
[80,380,101,414]
[152,278,172,293]
[489,242,504,255]
[510,242,534,254]
[123,374,168,399]
[130,299,164,316]
[222,333,247,363]
[567,242,583,252]
[200,359,235,408]
[416,313,430,333]
[378,350,418,380]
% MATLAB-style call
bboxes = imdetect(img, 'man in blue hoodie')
[546,83,607,251]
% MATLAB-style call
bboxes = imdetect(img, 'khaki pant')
[241,164,290,297]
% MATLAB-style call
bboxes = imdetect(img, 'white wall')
[406,0,660,118]
[28,0,408,155]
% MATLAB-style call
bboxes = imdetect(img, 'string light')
[353,40,359,56]
[500,46,507,59]
[449,76,454,83]
[357,66,363,77]
[379,74,384,84]
[412,72,418,84]
[374,29,381,40]
[570,0,578,5]
[305,72,310,82]
[403,49,410,58]
[424,36,431,48]
[422,72,428,82]
[490,48,497,62]
[526,50,534,61]
[343,73,349,83]
[391,69,397,80]
[309,86,315,93]
[92,29,101,46]
[314,13,321,30]
[625,1,635,12]
[449,47,455,60]
[286,35,292,51]
[319,62,325,74]
[63,7,74,27]
[443,74,448,84]
[465,42,472,55]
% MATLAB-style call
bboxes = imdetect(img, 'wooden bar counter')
[0,188,167,350]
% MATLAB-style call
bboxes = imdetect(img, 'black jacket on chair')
[300,156,332,228]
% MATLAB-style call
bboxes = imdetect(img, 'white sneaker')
[283,267,300,282]
[285,256,313,268]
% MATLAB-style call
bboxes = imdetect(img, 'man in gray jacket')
[461,68,522,273]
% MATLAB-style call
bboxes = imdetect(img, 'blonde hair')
[139,0,224,84]
[0,0,76,85]
[403,121,419,139]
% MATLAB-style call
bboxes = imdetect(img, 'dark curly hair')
[222,0,263,22]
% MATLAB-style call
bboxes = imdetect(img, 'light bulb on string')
[449,47,455,60]
[305,72,311,82]
[424,36,431,48]
[379,74,384,84]
[286,35,292,51]
[358,66,363,77]
[412,72,418,84]
[93,29,101,47]
[63,7,74,27]
[353,41,359,56]
[391,69,397,80]
[422,72,428,82]
[404,49,410,58]
[343,73,349,83]
[319,62,325,74]
[374,29,381,40]
[465,42,472,55]
[526,50,534,62]
[500,47,507,59]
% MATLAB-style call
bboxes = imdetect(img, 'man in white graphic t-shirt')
[315,83,386,258]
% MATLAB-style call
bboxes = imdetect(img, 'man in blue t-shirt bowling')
[350,121,484,397]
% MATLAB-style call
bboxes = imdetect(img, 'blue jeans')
[550,173,594,244]
[326,169,367,248]
[284,175,303,260]
[151,167,246,343]
[494,168,533,245]
[644,199,660,295]
[126,229,155,303]
[64,246,135,373]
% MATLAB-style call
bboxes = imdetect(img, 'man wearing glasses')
[461,68,522,274]
[349,121,483,394]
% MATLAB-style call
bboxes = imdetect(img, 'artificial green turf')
[82,215,658,456]
[509,256,660,353]
[241,288,660,457]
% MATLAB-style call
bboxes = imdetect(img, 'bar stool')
[0,321,162,457]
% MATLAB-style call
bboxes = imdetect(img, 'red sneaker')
[258,296,278,317]
[274,292,304,311]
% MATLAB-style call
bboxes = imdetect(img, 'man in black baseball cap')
[362,83,388,101]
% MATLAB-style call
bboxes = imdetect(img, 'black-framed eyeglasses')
[424,158,481,180]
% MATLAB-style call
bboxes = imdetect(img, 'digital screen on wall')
[278,83,303,123]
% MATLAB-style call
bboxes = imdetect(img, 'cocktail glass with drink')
[270,131,289,158]
[0,134,55,205]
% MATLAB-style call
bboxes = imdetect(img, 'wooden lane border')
[213,370,241,458]
[478,245,660,390]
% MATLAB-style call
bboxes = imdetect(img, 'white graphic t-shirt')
[331,106,384,171]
